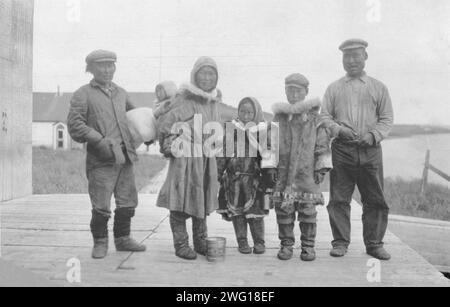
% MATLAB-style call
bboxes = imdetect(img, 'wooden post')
[420,150,430,196]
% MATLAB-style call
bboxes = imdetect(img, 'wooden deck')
[0,194,449,287]
[389,215,450,274]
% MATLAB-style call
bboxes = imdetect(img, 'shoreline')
[387,131,450,140]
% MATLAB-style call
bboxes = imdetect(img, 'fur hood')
[155,81,177,102]
[190,56,219,88]
[153,81,178,118]
[237,97,265,125]
[178,83,221,104]
[271,98,321,115]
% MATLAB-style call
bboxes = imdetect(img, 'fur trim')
[179,83,221,104]
[153,99,172,119]
[271,98,321,115]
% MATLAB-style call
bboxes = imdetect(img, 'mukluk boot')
[170,212,197,260]
[232,216,252,254]
[249,218,266,254]
[90,210,109,259]
[193,217,208,256]
[114,208,146,252]
[300,222,317,261]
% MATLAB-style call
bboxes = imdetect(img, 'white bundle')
[248,122,279,169]
[126,107,157,148]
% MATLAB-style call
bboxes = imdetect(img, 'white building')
[32,90,156,150]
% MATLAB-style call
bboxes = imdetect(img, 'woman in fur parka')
[156,57,221,260]
[272,73,332,262]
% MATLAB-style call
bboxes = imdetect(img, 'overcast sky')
[33,0,450,125]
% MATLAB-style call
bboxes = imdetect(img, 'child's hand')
[268,168,278,184]
[314,171,326,184]
[338,126,358,140]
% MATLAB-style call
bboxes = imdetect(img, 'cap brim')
[340,44,367,51]
[285,83,308,89]
[92,58,116,63]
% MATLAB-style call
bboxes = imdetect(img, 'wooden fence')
[420,150,450,195]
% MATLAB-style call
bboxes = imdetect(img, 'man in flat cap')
[321,39,394,260]
[68,50,146,259]
[271,73,332,261]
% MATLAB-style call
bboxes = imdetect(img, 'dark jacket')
[67,80,138,171]
[217,97,270,220]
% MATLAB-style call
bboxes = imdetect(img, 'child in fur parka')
[152,81,178,147]
[272,73,332,261]
[217,97,276,255]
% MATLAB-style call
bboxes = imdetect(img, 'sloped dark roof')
[33,92,156,123]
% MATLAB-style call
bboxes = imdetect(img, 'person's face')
[195,66,218,92]
[238,101,255,125]
[90,61,116,85]
[285,86,308,104]
[156,86,167,102]
[343,48,367,77]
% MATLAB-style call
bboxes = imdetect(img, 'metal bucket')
[206,237,226,262]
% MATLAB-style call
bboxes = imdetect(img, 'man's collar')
[90,79,117,91]
[345,72,368,83]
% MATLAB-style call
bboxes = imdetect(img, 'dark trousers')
[87,162,138,217]
[87,162,138,239]
[327,140,389,249]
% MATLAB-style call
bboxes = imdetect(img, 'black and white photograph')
[0,0,449,291]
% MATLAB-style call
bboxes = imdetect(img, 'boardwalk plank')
[0,194,448,287]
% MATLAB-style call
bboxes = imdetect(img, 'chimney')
[57,85,61,97]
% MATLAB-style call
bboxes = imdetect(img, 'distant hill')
[220,101,450,138]
[389,125,450,139]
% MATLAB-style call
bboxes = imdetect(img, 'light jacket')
[156,57,221,219]
[272,98,332,204]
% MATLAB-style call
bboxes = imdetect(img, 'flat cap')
[285,73,309,89]
[339,39,368,51]
[85,50,117,64]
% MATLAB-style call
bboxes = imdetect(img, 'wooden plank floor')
[1,194,449,287]
[388,215,450,273]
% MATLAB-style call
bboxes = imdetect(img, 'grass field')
[320,174,450,222]
[382,178,450,221]
[33,147,450,222]
[32,147,166,194]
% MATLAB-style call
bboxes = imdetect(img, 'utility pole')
[159,34,162,82]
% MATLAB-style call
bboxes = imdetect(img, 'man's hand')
[94,137,114,160]
[338,126,358,140]
[314,171,326,184]
[359,133,375,147]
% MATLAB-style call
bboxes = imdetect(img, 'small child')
[271,73,332,261]
[217,97,277,255]
[152,81,178,147]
